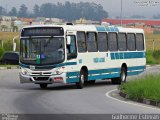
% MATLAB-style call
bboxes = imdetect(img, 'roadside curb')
[0,66,19,70]
[119,91,160,108]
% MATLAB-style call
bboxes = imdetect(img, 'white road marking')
[105,89,160,111]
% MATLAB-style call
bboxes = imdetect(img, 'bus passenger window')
[86,32,97,52]
[127,33,136,51]
[77,32,86,53]
[97,33,108,52]
[118,33,127,51]
[108,33,118,51]
[136,33,144,51]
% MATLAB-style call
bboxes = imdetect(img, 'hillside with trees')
[0,2,108,21]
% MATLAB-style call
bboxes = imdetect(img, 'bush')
[153,50,160,59]
[120,74,160,101]
[146,50,160,64]
[3,41,13,51]
[0,47,4,59]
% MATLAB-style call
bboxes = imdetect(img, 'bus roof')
[22,24,144,34]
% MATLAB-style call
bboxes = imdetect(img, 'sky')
[0,0,160,18]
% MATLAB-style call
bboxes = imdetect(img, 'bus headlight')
[55,67,65,75]
[21,68,30,75]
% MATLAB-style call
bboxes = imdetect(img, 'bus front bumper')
[19,73,67,84]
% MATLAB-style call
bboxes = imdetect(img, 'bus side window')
[86,32,98,52]
[136,33,144,51]
[108,32,118,51]
[70,36,77,53]
[127,33,136,51]
[118,33,127,51]
[97,32,108,52]
[77,32,86,53]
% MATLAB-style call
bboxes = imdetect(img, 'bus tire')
[76,70,86,89]
[111,67,127,85]
[39,84,48,89]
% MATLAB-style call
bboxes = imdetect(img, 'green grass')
[0,32,20,52]
[145,33,160,40]
[120,74,160,101]
[0,65,18,67]
[145,33,160,50]
[146,50,160,65]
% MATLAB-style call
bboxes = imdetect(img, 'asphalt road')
[0,66,160,115]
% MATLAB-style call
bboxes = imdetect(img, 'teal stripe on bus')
[105,27,111,32]
[66,77,79,83]
[66,72,120,83]
[66,70,144,83]
[96,27,119,32]
[88,73,120,80]
[88,68,120,75]
[111,52,145,60]
[66,71,79,77]
[127,71,144,76]
[96,26,106,31]
[128,66,146,71]
[66,65,145,83]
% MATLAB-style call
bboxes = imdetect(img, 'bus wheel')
[39,84,48,89]
[111,67,127,85]
[120,67,127,83]
[76,70,86,89]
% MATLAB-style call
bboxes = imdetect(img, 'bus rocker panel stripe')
[66,77,79,83]
[128,66,146,71]
[127,71,144,76]
[66,65,145,83]
[88,73,120,80]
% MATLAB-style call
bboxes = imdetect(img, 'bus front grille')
[33,77,49,81]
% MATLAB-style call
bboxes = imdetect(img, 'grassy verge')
[119,74,160,101]
[0,64,18,67]
[146,50,160,65]
[0,32,19,41]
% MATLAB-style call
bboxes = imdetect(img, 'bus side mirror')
[67,36,71,45]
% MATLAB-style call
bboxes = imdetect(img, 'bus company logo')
[134,0,160,7]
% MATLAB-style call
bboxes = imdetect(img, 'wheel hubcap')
[81,74,84,84]
[121,71,126,82]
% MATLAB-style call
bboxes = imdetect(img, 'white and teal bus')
[19,24,146,89]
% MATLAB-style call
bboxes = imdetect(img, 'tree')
[10,2,108,21]
[0,6,6,15]
[33,4,40,17]
[40,3,54,18]
[18,4,28,17]
[8,7,17,16]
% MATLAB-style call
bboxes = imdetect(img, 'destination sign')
[21,27,64,37]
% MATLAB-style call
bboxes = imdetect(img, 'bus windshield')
[20,37,65,65]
